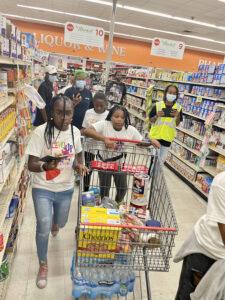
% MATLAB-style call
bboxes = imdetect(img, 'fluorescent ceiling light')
[2,13,64,25]
[17,4,109,23]
[84,0,225,31]
[16,4,225,46]
[218,0,225,3]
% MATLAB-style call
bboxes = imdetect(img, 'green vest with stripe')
[149,101,182,142]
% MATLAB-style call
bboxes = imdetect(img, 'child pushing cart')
[71,134,178,299]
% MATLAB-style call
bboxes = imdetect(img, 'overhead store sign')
[151,38,185,60]
[64,22,104,48]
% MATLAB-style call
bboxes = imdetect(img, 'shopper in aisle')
[149,84,183,162]
[33,65,58,126]
[26,95,88,289]
[81,92,109,191]
[64,70,93,129]
[58,73,75,94]
[174,171,225,299]
[105,71,127,107]
[84,105,160,202]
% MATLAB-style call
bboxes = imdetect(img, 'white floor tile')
[4,167,207,299]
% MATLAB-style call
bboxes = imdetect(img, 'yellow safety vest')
[149,101,182,142]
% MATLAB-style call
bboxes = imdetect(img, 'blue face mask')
[76,80,86,90]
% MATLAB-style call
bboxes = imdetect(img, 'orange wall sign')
[13,20,224,72]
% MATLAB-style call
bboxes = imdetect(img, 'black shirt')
[105,80,126,105]
[149,104,183,147]
[64,86,93,129]
[33,80,53,126]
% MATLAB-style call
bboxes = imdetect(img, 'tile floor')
[5,167,206,300]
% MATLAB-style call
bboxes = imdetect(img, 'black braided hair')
[106,105,131,129]
[163,84,179,102]
[44,94,75,149]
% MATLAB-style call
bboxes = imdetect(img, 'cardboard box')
[78,207,121,259]
[0,14,6,36]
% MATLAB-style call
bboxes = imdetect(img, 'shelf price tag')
[64,22,104,48]
[196,96,203,103]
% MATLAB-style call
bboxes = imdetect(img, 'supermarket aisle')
[5,168,206,300]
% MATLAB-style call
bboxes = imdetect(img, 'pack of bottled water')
[71,264,136,299]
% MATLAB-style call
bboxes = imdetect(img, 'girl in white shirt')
[84,105,160,203]
[26,95,87,289]
[81,92,108,191]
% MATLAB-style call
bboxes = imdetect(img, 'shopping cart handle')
[109,138,146,144]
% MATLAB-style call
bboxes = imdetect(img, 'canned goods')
[130,173,150,207]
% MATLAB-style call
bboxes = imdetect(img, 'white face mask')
[166,93,177,102]
[49,75,57,83]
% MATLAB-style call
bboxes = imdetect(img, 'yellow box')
[78,207,121,259]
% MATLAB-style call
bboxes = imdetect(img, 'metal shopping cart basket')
[71,138,178,300]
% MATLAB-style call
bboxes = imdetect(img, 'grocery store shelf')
[153,87,165,91]
[0,217,15,266]
[182,111,206,121]
[169,150,202,172]
[0,98,14,114]
[0,56,31,66]
[127,92,146,99]
[0,129,15,150]
[176,127,204,141]
[127,102,145,111]
[0,158,16,195]
[213,122,225,130]
[127,108,146,121]
[165,160,208,199]
[208,145,225,157]
[174,139,201,157]
[181,92,221,102]
[126,75,147,80]
[124,82,147,89]
[201,165,221,177]
[150,77,225,89]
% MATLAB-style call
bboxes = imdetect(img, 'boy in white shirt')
[82,92,108,191]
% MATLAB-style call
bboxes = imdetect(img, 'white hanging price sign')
[64,22,105,48]
[151,38,185,60]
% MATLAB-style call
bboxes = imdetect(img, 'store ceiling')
[1,0,225,55]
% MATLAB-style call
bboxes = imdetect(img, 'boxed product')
[2,37,9,57]
[9,40,17,58]
[216,155,225,171]
[0,14,7,36]
[78,207,121,259]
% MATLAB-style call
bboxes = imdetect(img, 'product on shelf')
[0,107,16,143]
[127,68,148,79]
[0,71,8,99]
[167,152,197,182]
[216,155,225,171]
[179,116,206,137]
[196,174,213,194]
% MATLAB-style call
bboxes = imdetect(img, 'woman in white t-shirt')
[84,105,160,203]
[26,95,87,289]
[81,92,109,191]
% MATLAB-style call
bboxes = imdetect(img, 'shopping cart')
[71,138,178,300]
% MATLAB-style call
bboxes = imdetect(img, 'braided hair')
[44,94,75,149]
[106,105,131,129]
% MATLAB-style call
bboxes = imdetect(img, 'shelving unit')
[126,92,146,99]
[125,83,147,89]
[127,108,146,121]
[174,139,201,157]
[176,127,204,141]
[168,150,201,172]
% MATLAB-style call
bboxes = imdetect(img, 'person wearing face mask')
[149,84,183,163]
[64,70,93,129]
[33,65,58,126]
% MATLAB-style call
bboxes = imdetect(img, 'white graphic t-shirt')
[26,123,82,192]
[82,109,109,129]
[92,120,142,161]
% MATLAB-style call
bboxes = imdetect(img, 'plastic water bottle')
[72,268,92,299]
[119,270,129,296]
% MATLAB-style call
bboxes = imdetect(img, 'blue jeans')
[32,188,74,264]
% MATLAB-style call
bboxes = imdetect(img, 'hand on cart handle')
[74,163,89,176]
[104,137,116,149]
[150,139,161,149]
